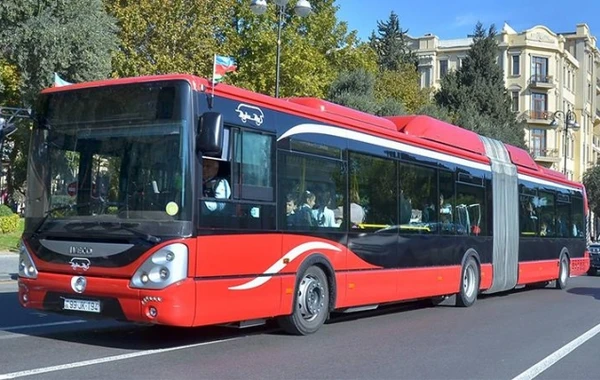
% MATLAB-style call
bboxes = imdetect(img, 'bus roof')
[39,73,582,190]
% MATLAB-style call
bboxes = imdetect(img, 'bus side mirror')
[197,112,224,157]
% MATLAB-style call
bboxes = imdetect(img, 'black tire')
[555,254,570,289]
[456,256,479,307]
[278,266,330,335]
[588,267,597,276]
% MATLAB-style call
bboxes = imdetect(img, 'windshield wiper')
[64,221,161,244]
[34,201,99,234]
[34,199,129,234]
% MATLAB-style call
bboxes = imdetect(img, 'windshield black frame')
[24,79,194,240]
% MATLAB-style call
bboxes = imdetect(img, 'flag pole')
[211,53,217,97]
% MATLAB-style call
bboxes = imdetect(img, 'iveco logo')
[69,246,93,255]
[70,257,91,271]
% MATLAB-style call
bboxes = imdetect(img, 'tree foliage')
[0,60,20,105]
[0,0,118,104]
[225,0,376,98]
[374,64,430,113]
[369,11,417,70]
[106,0,236,78]
[583,166,600,219]
[327,69,405,116]
[434,22,525,148]
[0,0,118,203]
[367,11,429,114]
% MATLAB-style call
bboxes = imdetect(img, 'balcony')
[529,147,560,164]
[528,74,554,89]
[523,110,553,125]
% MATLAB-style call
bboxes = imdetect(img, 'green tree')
[583,166,600,223]
[374,64,430,113]
[0,60,20,105]
[434,22,525,148]
[106,0,236,78]
[327,69,405,116]
[369,11,417,70]
[328,69,379,114]
[368,12,429,114]
[225,0,376,98]
[0,0,118,203]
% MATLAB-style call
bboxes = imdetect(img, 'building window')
[511,91,519,112]
[531,92,547,119]
[439,60,448,78]
[531,56,549,82]
[530,129,547,157]
[512,54,520,75]
[420,67,431,88]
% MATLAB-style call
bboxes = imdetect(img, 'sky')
[336,0,600,42]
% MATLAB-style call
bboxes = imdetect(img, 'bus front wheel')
[278,266,330,335]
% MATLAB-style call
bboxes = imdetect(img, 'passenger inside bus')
[295,190,318,227]
[202,159,231,212]
[313,191,337,227]
[285,193,297,227]
[350,189,365,228]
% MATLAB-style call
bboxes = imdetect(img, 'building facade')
[408,23,600,183]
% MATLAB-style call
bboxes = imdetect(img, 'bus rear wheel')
[456,256,479,307]
[278,266,330,335]
[555,254,569,289]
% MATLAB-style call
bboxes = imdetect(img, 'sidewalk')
[0,251,18,282]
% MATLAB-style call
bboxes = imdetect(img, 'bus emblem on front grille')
[69,257,91,271]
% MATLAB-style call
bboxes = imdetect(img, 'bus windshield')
[25,80,193,239]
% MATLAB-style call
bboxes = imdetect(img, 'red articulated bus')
[17,74,590,335]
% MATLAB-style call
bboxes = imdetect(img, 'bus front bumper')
[18,272,196,327]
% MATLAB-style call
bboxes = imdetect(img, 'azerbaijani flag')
[53,72,73,87]
[212,55,237,84]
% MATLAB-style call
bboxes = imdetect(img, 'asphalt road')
[0,253,18,281]
[1,275,600,380]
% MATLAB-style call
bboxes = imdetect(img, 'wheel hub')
[298,275,325,321]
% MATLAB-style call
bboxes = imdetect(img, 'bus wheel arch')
[278,253,335,335]
[556,249,570,290]
[456,249,481,307]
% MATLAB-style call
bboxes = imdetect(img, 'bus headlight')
[18,241,38,279]
[130,243,188,289]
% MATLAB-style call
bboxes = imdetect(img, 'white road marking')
[0,337,239,379]
[512,322,600,380]
[0,320,86,331]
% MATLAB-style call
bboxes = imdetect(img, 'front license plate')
[63,298,101,313]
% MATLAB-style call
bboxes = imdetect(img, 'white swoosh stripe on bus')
[228,241,341,290]
[279,123,581,192]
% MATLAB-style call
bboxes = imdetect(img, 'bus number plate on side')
[63,298,101,313]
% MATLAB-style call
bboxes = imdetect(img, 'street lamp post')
[249,0,312,98]
[551,107,580,176]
